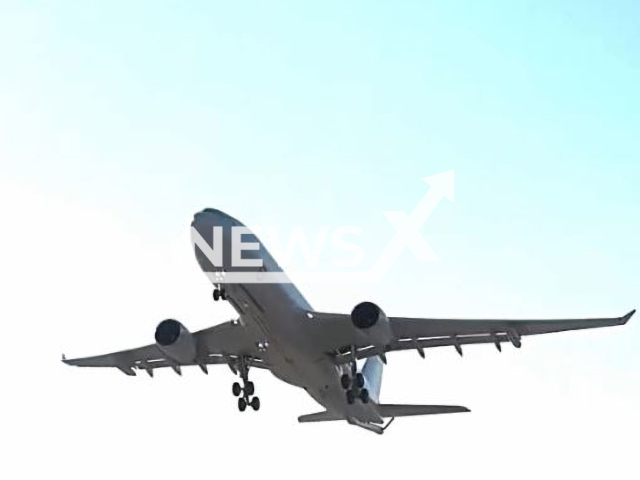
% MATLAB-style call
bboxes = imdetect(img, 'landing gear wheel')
[213,289,221,301]
[220,289,227,300]
[251,397,260,411]
[232,382,242,397]
[238,398,247,412]
[346,390,355,405]
[340,374,351,390]
[359,388,370,404]
[355,373,365,388]
[245,381,255,396]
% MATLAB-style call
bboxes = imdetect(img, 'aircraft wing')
[309,310,635,364]
[63,320,269,376]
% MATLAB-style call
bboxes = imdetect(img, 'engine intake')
[351,301,383,329]
[154,319,196,364]
[350,301,393,346]
[155,319,181,346]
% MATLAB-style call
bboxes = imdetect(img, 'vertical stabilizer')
[362,356,384,403]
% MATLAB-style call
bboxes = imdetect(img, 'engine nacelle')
[351,301,393,347]
[154,319,196,364]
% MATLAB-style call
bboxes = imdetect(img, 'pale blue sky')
[1,3,639,476]
[2,1,637,303]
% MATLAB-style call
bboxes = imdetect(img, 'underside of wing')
[63,344,164,375]
[310,309,634,364]
[389,310,636,338]
[63,319,269,376]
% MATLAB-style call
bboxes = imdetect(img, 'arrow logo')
[368,170,454,280]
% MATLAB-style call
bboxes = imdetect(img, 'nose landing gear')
[213,287,227,301]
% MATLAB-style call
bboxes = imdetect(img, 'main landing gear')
[341,362,369,405]
[213,287,227,301]
[232,357,260,412]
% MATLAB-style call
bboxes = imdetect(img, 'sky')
[1,1,639,479]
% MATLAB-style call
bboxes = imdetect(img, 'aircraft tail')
[362,356,383,403]
[298,404,470,423]
[299,404,469,435]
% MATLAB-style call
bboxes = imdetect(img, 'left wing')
[309,310,635,364]
[63,320,269,376]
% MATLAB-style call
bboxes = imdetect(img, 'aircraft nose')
[191,209,227,272]
[192,208,224,228]
[198,207,225,217]
[192,208,243,229]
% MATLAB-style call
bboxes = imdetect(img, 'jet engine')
[350,301,393,347]
[154,319,196,364]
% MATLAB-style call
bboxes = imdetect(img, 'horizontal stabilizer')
[298,411,343,423]
[298,404,469,423]
[377,404,470,418]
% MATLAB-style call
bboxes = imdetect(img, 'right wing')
[63,320,268,376]
[309,309,635,363]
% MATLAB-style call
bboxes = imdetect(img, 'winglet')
[621,309,636,324]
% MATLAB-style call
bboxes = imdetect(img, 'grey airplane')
[64,209,635,434]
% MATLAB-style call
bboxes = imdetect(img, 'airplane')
[63,208,635,434]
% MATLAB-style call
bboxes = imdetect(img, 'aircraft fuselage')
[191,208,382,425]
